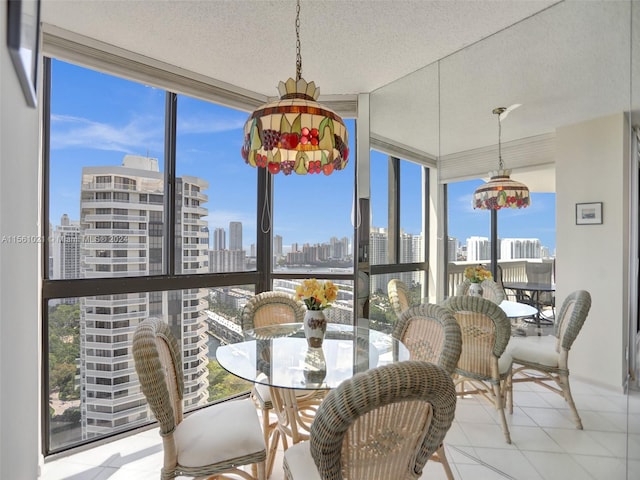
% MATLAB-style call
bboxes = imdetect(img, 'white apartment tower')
[500,238,542,260]
[274,234,283,256]
[213,227,226,251]
[466,236,492,262]
[369,227,422,293]
[229,221,242,251]
[78,155,210,439]
[52,214,81,280]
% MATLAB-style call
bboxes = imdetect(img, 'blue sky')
[48,59,555,254]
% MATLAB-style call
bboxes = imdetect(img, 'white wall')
[556,113,629,391]
[0,1,42,477]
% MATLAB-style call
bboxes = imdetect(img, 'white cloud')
[50,114,163,153]
[177,114,245,135]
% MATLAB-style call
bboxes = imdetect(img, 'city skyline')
[49,59,556,257]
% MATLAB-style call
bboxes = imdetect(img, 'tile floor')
[42,375,640,480]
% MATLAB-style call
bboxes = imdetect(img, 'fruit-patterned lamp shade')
[473,169,530,210]
[241,77,349,176]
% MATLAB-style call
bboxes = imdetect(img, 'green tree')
[207,360,251,402]
[48,304,80,400]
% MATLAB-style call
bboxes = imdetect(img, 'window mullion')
[165,93,178,275]
[387,156,400,264]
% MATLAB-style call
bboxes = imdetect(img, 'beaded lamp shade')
[241,1,348,176]
[473,107,530,210]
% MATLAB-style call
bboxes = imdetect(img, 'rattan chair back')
[307,361,456,480]
[133,317,184,436]
[455,278,506,304]
[393,303,462,375]
[241,291,305,331]
[133,317,267,480]
[441,295,510,378]
[388,279,412,317]
[441,295,512,443]
[555,290,591,351]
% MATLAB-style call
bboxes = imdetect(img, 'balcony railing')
[446,259,555,298]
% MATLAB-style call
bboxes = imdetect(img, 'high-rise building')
[209,249,246,272]
[78,155,210,439]
[52,214,81,281]
[229,221,242,251]
[369,227,422,293]
[466,236,492,262]
[274,235,283,256]
[500,238,541,260]
[447,237,458,262]
[213,227,226,251]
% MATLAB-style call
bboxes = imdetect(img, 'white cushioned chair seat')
[498,352,513,375]
[283,440,322,480]
[175,398,265,468]
[507,335,559,367]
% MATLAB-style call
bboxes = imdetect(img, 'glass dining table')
[216,322,410,475]
[216,322,410,391]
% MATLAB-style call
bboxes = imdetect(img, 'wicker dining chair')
[241,291,324,476]
[455,278,506,304]
[388,278,412,317]
[524,261,556,321]
[507,290,592,428]
[132,317,266,480]
[282,361,457,480]
[393,303,462,480]
[441,295,513,444]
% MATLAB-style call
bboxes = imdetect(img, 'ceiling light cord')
[295,0,302,81]
[493,107,506,171]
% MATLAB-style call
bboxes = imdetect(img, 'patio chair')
[393,303,462,480]
[241,291,325,476]
[388,278,412,317]
[525,261,556,321]
[455,278,506,304]
[441,295,513,443]
[282,361,457,480]
[132,317,266,480]
[507,290,592,428]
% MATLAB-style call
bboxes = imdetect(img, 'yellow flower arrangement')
[295,278,338,311]
[464,265,492,283]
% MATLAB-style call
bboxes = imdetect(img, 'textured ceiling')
[41,0,560,97]
[40,0,639,187]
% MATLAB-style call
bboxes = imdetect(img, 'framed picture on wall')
[576,202,603,225]
[7,0,41,108]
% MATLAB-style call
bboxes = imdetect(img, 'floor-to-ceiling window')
[43,58,261,454]
[42,54,360,455]
[367,151,429,333]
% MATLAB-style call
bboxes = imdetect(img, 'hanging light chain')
[295,0,302,81]
[497,113,504,170]
[493,107,506,170]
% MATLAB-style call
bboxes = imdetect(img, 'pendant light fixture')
[473,107,530,210]
[241,0,349,176]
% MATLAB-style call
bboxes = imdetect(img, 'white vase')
[469,282,484,297]
[303,310,327,348]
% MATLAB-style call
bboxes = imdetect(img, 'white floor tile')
[521,450,593,480]
[573,453,628,480]
[473,447,543,480]
[544,426,611,456]
[41,387,639,480]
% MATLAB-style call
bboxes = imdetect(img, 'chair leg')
[492,382,511,444]
[559,373,583,429]
[256,458,266,480]
[432,444,455,480]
